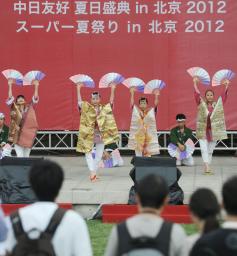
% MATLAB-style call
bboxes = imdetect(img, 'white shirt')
[2,202,92,256]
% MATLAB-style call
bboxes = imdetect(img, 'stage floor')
[45,156,237,207]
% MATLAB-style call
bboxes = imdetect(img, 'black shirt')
[190,228,237,256]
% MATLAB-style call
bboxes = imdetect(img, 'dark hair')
[176,113,186,120]
[139,97,148,104]
[137,174,169,209]
[222,176,237,215]
[29,160,64,202]
[16,95,25,101]
[190,188,220,234]
[205,90,214,97]
[91,91,101,97]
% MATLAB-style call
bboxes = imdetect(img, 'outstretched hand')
[222,79,230,87]
[130,87,135,93]
[8,78,14,86]
[193,77,199,85]
[154,89,160,96]
[110,82,116,90]
[32,80,39,86]
[76,82,83,89]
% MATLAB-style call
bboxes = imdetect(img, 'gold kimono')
[128,105,160,156]
[196,97,227,141]
[76,102,119,153]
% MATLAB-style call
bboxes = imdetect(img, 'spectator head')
[0,113,5,127]
[139,97,148,111]
[176,113,186,128]
[189,188,220,234]
[16,95,26,105]
[29,160,64,202]
[222,176,237,216]
[91,91,101,106]
[136,174,169,210]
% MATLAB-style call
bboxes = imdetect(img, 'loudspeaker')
[128,156,184,205]
[130,156,177,187]
[0,157,43,203]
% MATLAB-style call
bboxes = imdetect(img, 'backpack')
[117,221,173,256]
[9,208,66,256]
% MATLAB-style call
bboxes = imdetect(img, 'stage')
[43,156,237,218]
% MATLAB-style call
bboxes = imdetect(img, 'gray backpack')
[117,221,173,256]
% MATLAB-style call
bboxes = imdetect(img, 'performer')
[169,113,194,166]
[128,88,160,157]
[193,77,229,174]
[0,113,9,147]
[0,113,9,158]
[4,78,39,157]
[76,83,119,182]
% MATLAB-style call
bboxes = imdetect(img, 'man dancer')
[169,114,194,166]
[76,83,119,182]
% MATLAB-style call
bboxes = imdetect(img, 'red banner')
[0,0,236,130]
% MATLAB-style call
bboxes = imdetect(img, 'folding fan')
[168,139,195,161]
[187,67,210,86]
[69,74,95,88]
[144,79,166,94]
[122,77,145,92]
[212,69,235,86]
[99,72,125,88]
[2,69,23,86]
[23,70,46,85]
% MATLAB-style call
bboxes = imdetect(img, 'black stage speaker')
[130,156,177,187]
[128,156,184,205]
[0,157,43,203]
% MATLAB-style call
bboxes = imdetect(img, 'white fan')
[145,80,166,94]
[212,69,235,86]
[23,70,46,85]
[187,67,210,86]
[122,77,145,92]
[2,69,23,86]
[99,72,125,88]
[69,74,95,88]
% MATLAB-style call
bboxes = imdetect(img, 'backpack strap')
[10,210,25,240]
[155,221,173,255]
[44,208,66,239]
[117,221,132,256]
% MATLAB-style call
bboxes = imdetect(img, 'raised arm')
[77,83,83,108]
[193,77,200,94]
[109,83,116,105]
[130,87,135,108]
[7,79,14,99]
[193,77,201,105]
[154,90,160,107]
[6,79,14,106]
[32,80,39,103]
[221,79,230,104]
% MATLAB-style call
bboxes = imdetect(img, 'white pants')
[199,139,216,164]
[85,143,104,173]
[135,150,143,157]
[14,144,31,158]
